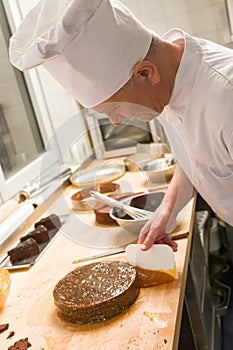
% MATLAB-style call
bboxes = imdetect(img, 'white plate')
[70,159,125,187]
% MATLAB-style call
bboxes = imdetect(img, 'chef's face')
[93,61,162,125]
[93,101,159,126]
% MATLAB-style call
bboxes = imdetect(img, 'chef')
[9,0,233,252]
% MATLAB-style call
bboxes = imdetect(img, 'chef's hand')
[137,207,178,252]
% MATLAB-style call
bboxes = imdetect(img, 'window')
[0,1,60,202]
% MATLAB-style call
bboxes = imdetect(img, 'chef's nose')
[106,112,122,126]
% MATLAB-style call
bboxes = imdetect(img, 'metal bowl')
[142,158,176,183]
[109,192,165,234]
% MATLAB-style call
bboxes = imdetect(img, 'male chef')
[9,0,233,252]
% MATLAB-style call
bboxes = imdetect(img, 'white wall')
[122,0,231,44]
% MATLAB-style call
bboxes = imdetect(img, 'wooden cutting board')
[0,233,190,350]
[0,169,194,350]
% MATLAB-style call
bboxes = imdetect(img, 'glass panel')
[0,2,44,179]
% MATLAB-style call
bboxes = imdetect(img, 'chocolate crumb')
[0,323,9,333]
[8,337,31,350]
[164,339,167,344]
[7,331,15,339]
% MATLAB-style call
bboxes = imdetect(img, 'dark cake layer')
[35,214,61,231]
[53,261,139,324]
[20,225,50,244]
[7,238,39,263]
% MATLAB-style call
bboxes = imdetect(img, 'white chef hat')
[9,0,152,108]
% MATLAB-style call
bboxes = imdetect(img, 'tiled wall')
[4,0,232,163]
[122,0,231,43]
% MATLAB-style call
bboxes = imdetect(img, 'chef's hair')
[122,34,163,91]
[145,34,164,64]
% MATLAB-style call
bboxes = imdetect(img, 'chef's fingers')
[137,231,148,245]
[160,235,178,252]
[138,222,178,251]
[138,217,164,249]
[137,220,151,242]
[138,226,162,251]
[141,233,178,252]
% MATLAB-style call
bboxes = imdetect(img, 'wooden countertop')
[0,170,195,350]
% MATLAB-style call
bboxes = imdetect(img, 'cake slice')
[125,244,178,287]
[7,238,40,263]
[34,214,61,231]
[20,225,50,244]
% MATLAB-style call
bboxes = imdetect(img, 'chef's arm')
[138,164,196,251]
[164,163,197,224]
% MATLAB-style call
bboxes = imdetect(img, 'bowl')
[149,143,171,158]
[142,157,176,183]
[109,192,165,234]
[0,268,11,309]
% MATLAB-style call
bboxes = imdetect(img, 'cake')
[20,225,50,244]
[93,201,119,225]
[7,238,40,263]
[53,261,139,324]
[34,214,61,231]
[8,338,31,350]
[0,323,9,333]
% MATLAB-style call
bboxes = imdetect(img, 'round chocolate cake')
[53,261,139,324]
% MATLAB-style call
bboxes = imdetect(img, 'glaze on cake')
[53,261,139,324]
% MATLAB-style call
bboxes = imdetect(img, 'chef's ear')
[133,60,160,85]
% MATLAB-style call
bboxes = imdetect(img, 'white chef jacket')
[158,29,233,225]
